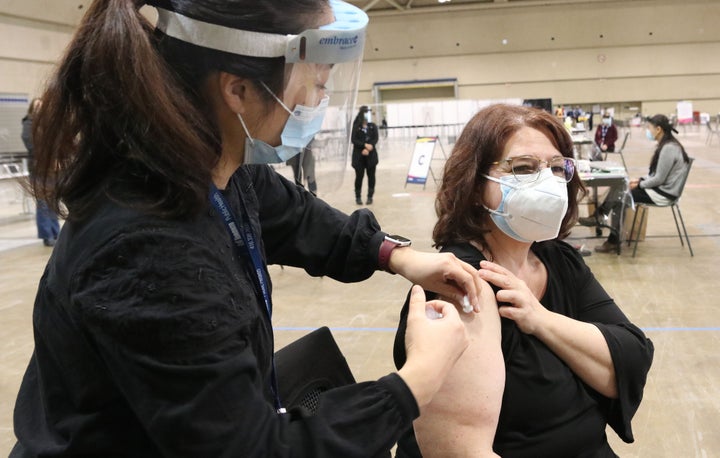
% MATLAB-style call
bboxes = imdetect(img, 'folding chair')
[274,327,356,413]
[628,158,694,257]
[603,131,629,171]
[706,121,720,146]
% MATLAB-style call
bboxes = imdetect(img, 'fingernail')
[426,305,443,320]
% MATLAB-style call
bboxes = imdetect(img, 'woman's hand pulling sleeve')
[478,259,619,398]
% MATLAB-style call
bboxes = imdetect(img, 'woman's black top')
[12,165,419,457]
[394,241,654,458]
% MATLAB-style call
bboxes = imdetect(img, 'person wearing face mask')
[351,105,380,205]
[393,104,653,457]
[10,1,488,456]
[587,114,690,253]
[594,113,618,155]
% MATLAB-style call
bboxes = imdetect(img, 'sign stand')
[676,100,693,134]
[405,136,448,189]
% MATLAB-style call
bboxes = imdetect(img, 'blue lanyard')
[209,183,285,413]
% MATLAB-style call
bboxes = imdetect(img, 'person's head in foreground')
[31,0,365,220]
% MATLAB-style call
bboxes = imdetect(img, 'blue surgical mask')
[603,118,612,126]
[645,129,655,141]
[239,84,329,164]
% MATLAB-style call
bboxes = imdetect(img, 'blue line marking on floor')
[274,326,396,332]
[274,326,719,332]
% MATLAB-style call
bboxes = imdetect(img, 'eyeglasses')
[491,155,576,183]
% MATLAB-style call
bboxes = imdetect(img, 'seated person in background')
[394,104,654,457]
[595,114,618,154]
[586,114,690,253]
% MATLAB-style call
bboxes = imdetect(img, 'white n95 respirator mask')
[482,168,569,243]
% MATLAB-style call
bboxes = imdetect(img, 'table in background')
[572,132,594,160]
[579,162,630,255]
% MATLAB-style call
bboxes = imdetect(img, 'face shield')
[154,0,368,194]
[360,107,372,123]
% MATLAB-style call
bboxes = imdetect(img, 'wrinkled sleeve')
[639,144,676,189]
[563,243,654,442]
[71,228,417,457]
[596,322,653,442]
[250,165,385,281]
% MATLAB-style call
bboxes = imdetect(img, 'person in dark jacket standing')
[351,105,379,205]
[21,98,60,247]
[10,1,488,457]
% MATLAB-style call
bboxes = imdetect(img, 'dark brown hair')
[352,105,370,131]
[646,114,689,175]
[31,0,327,221]
[433,103,585,249]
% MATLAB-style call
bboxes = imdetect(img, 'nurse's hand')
[388,248,484,313]
[397,285,469,408]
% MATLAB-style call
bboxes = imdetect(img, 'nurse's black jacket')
[12,165,418,457]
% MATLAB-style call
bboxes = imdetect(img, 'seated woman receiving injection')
[394,104,654,457]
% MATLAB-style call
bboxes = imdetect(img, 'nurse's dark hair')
[31,0,327,220]
[433,104,586,249]
[352,105,370,130]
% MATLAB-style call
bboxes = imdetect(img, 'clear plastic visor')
[276,58,361,194]
[153,0,367,194]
